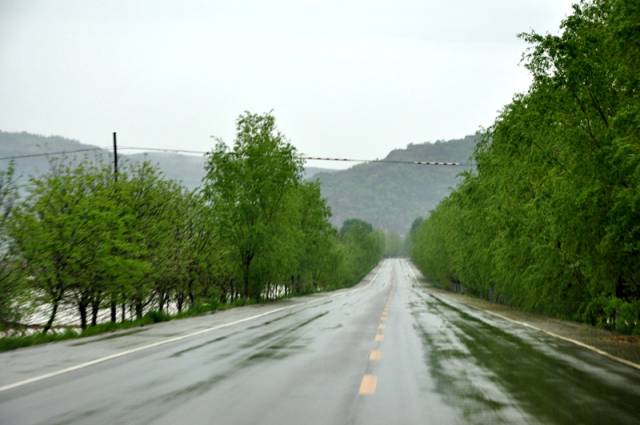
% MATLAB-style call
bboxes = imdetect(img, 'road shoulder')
[420,283,640,367]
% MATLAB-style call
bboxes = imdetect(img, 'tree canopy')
[411,0,640,334]
[1,112,386,337]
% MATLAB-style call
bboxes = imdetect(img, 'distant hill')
[126,152,206,189]
[1,131,476,234]
[0,131,106,186]
[0,130,338,190]
[304,167,338,180]
[314,135,478,234]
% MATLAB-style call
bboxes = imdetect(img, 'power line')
[118,146,471,166]
[302,156,467,166]
[0,145,473,167]
[118,146,207,155]
[0,147,105,161]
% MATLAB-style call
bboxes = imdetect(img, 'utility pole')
[111,131,118,324]
[113,132,118,182]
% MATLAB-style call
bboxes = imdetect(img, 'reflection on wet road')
[1,259,639,424]
[412,289,640,424]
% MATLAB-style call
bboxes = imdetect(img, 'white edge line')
[403,259,640,371]
[478,309,640,371]
[0,265,384,393]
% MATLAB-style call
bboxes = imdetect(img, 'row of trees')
[0,112,385,333]
[410,0,640,333]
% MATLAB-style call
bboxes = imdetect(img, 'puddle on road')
[48,407,104,425]
[245,311,297,330]
[165,310,318,359]
[159,372,231,402]
[246,335,310,361]
[322,323,343,330]
[168,334,230,358]
[413,294,640,425]
[238,311,328,349]
[238,311,328,362]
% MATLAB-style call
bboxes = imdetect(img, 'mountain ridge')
[1,130,477,233]
[314,135,477,234]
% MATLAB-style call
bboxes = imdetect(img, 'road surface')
[1,259,639,424]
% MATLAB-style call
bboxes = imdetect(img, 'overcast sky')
[0,0,575,166]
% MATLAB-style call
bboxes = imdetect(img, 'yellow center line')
[375,334,384,342]
[369,350,381,361]
[359,374,377,395]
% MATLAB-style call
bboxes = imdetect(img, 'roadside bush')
[142,310,172,324]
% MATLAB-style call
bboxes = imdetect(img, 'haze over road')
[1,259,639,425]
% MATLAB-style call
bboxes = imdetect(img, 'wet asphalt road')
[1,258,640,425]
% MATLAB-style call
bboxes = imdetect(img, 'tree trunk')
[177,293,184,313]
[188,280,195,307]
[243,258,251,299]
[43,298,60,335]
[135,300,143,320]
[78,301,88,330]
[221,289,227,304]
[110,299,117,323]
[158,291,166,313]
[91,298,100,326]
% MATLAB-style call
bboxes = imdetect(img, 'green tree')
[338,219,385,285]
[0,162,20,325]
[10,161,110,332]
[411,0,640,333]
[203,112,303,300]
[3,112,387,338]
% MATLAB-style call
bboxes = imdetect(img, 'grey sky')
[0,0,574,166]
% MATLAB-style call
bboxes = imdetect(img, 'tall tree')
[203,112,303,300]
[410,0,640,333]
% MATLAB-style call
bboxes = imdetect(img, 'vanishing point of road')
[1,259,639,424]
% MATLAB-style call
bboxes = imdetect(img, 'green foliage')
[0,329,79,352]
[334,219,385,287]
[202,112,384,301]
[142,310,172,324]
[411,0,640,334]
[1,111,384,346]
[0,161,22,324]
[203,112,304,300]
